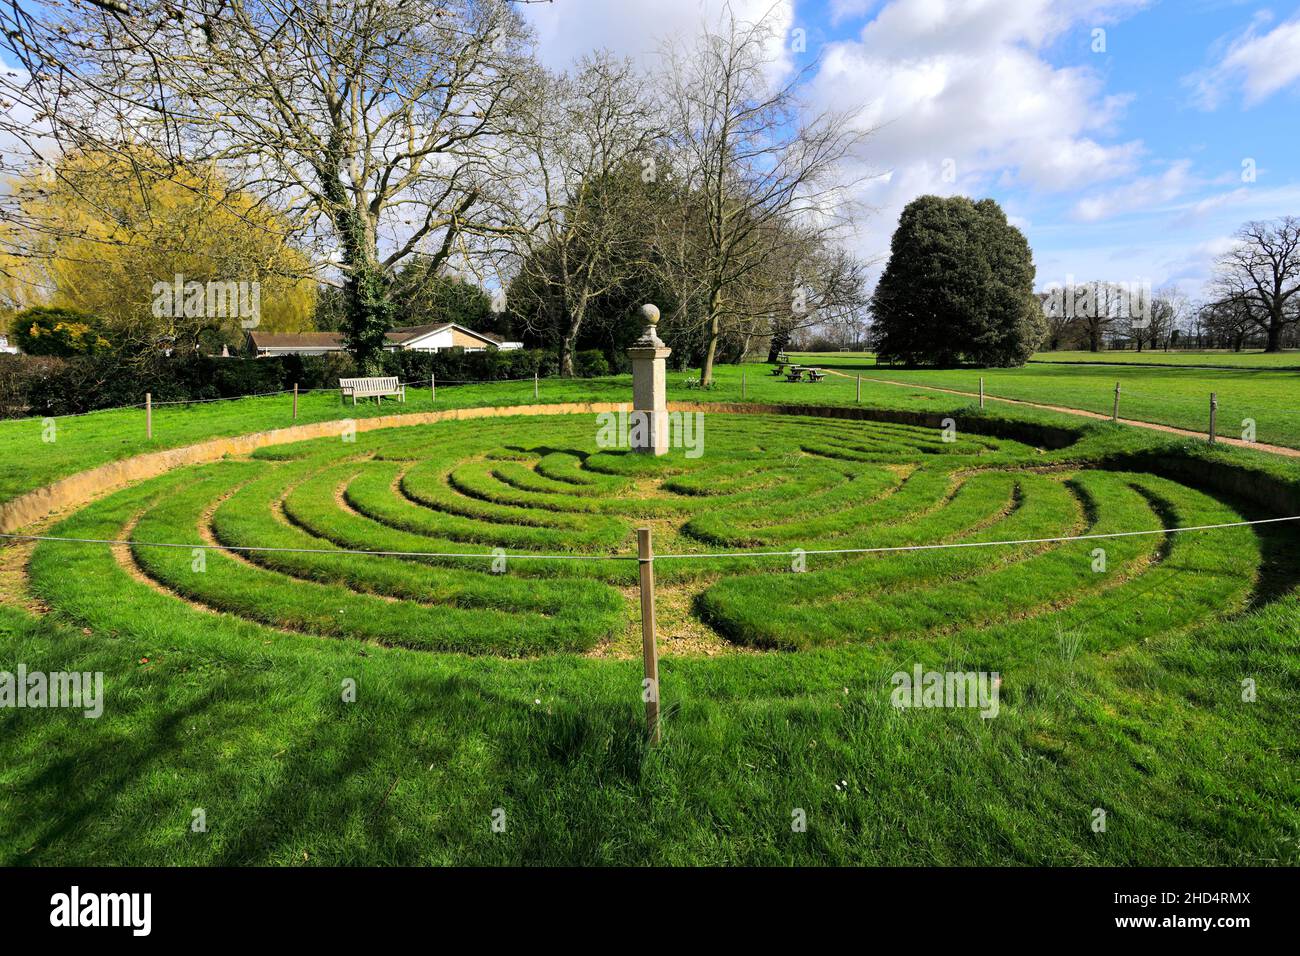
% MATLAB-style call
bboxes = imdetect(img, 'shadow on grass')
[2,687,223,865]
[0,623,652,865]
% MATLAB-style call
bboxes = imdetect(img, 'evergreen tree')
[872,196,1045,367]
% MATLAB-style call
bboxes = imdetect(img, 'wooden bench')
[807,369,825,382]
[339,376,405,405]
[785,367,804,382]
[770,363,787,376]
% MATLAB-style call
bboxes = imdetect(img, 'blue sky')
[528,0,1300,298]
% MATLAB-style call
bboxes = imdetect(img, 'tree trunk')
[1265,311,1283,352]
[329,179,391,374]
[767,325,791,363]
[343,264,393,374]
[700,287,723,386]
[560,329,577,376]
[559,299,587,377]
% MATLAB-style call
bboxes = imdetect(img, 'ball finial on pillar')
[629,303,671,455]
[633,302,665,349]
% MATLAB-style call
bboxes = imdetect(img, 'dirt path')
[827,370,1300,459]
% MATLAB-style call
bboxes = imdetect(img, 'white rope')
[21,376,547,421]
[400,375,540,386]
[0,532,630,561]
[150,388,295,406]
[654,515,1300,559]
[3,514,1295,562]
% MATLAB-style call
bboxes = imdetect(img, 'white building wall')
[400,328,456,352]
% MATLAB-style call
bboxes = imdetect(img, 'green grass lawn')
[2,392,1298,864]
[786,354,1300,450]
[1030,349,1300,369]
[0,366,1094,508]
[0,377,632,507]
[790,349,1300,369]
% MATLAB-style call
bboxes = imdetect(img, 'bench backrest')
[339,376,401,394]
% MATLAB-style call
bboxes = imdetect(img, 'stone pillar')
[628,303,672,455]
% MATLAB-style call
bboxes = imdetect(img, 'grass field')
[0,377,627,506]
[787,353,1300,450]
[0,366,1100,505]
[2,387,1298,865]
[1030,350,1300,369]
[790,349,1300,369]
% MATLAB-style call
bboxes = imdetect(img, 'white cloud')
[809,0,1147,191]
[523,0,795,74]
[843,0,1148,58]
[1168,187,1253,228]
[830,0,879,27]
[1187,13,1300,109]
[1070,160,1195,222]
[796,0,1151,278]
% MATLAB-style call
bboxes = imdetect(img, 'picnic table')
[807,368,825,382]
[785,366,804,382]
[770,362,788,376]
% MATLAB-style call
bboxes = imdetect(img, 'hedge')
[0,347,556,418]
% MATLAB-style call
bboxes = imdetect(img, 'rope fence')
[19,369,1254,452]
[23,374,550,424]
[956,375,1249,445]
[7,511,1296,743]
[4,514,1296,562]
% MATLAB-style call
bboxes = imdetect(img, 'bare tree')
[1039,291,1073,351]
[1212,217,1300,353]
[1,0,533,370]
[508,53,660,376]
[1205,267,1266,352]
[658,3,870,385]
[1153,287,1180,351]
[1199,296,1256,351]
[764,239,870,360]
[1125,285,1181,352]
[1065,280,1129,352]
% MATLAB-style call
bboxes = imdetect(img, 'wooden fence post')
[979,377,984,409]
[856,374,861,404]
[534,370,539,400]
[741,371,746,400]
[637,527,661,745]
[1112,382,1121,422]
[431,372,435,403]
[292,383,299,420]
[1209,393,1218,444]
[145,393,152,439]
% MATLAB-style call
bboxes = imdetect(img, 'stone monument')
[628,303,671,455]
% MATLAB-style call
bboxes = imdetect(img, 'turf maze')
[27,411,1266,659]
